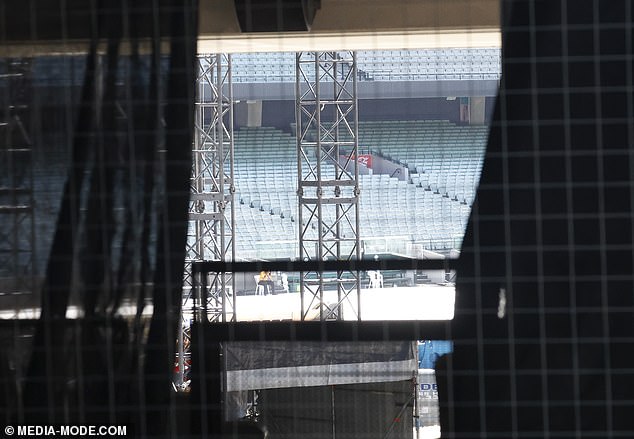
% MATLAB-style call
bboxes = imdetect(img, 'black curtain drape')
[440,0,634,437]
[21,0,198,435]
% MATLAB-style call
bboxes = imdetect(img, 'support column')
[296,51,361,321]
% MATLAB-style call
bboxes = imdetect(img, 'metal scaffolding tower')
[296,51,361,321]
[177,54,235,389]
[0,59,35,304]
[186,54,236,322]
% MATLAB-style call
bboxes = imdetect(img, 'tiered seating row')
[355,120,487,203]
[195,123,485,260]
[231,48,501,83]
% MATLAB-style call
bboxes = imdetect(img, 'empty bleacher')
[229,121,485,260]
[356,120,487,203]
[356,48,501,81]
[232,127,297,259]
[231,48,501,83]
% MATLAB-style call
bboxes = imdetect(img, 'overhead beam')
[1,0,500,56]
[198,0,499,34]
[198,0,500,53]
[198,29,501,54]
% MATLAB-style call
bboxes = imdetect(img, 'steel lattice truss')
[296,51,361,321]
[184,54,236,325]
[0,60,35,302]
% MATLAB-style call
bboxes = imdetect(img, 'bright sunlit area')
[184,45,497,324]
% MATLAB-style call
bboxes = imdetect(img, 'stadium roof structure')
[2,0,500,56]
[198,29,501,54]
[199,0,500,52]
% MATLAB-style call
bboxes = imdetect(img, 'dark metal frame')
[0,61,36,304]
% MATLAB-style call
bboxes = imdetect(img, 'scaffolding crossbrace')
[0,59,36,303]
[177,54,235,390]
[296,51,361,321]
[184,54,236,323]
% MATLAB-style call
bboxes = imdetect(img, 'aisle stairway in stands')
[356,120,487,204]
[231,121,487,260]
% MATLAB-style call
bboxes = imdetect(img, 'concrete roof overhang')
[2,0,500,56]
